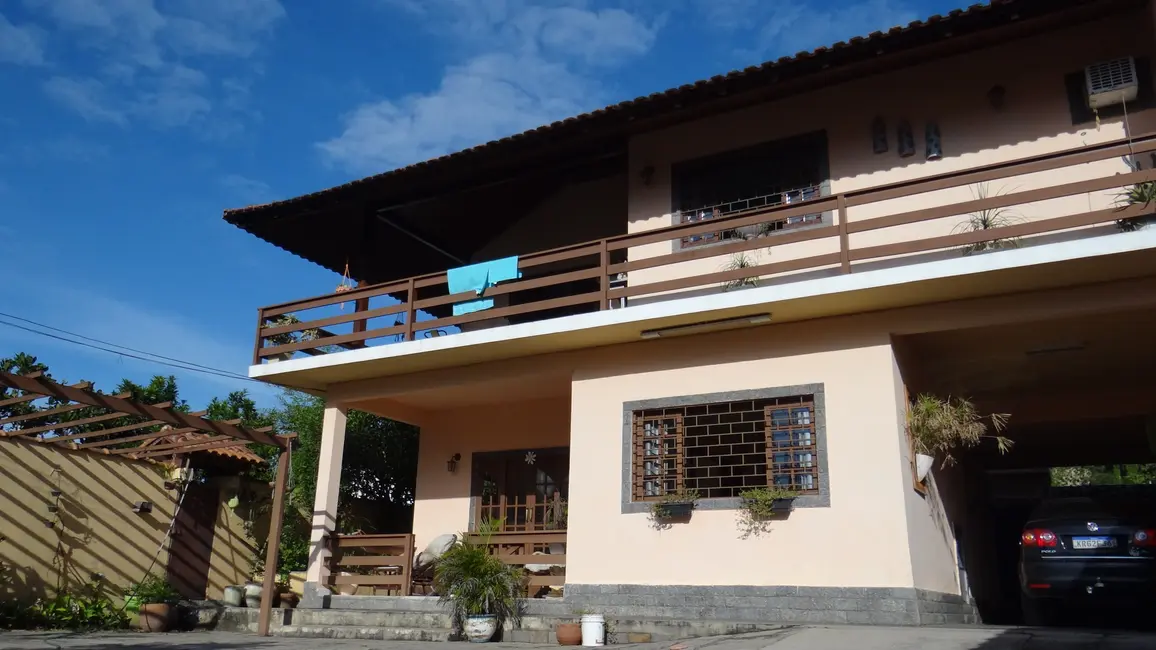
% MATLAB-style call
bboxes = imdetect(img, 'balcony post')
[252,308,266,365]
[352,280,369,342]
[837,194,851,274]
[404,277,417,341]
[599,239,609,310]
[303,400,347,607]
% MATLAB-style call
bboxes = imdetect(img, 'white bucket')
[916,454,935,482]
[580,614,605,646]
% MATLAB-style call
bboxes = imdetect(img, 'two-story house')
[226,0,1156,627]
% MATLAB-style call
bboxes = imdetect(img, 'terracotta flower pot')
[138,603,173,632]
[556,622,582,645]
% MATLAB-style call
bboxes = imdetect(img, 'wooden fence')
[253,132,1156,363]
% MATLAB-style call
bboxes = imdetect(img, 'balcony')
[251,133,1156,367]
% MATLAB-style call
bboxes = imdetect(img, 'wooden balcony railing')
[253,132,1156,363]
[325,533,414,596]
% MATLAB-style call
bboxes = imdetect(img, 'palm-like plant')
[1115,179,1156,232]
[722,252,761,291]
[953,183,1024,255]
[433,523,525,631]
[908,394,1012,469]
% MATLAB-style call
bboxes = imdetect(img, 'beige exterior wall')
[0,440,259,603]
[623,10,1156,302]
[891,350,961,595]
[567,325,915,588]
[411,396,570,551]
[363,272,1156,593]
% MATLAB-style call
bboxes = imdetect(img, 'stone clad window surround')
[620,384,829,514]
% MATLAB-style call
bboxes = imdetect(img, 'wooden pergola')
[0,370,292,636]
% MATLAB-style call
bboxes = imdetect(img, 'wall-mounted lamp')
[639,165,655,186]
[641,313,771,340]
[446,453,462,474]
[987,85,1006,111]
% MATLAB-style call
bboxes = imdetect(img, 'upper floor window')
[671,131,830,248]
[630,394,819,501]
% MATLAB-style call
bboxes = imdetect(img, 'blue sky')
[0,0,962,409]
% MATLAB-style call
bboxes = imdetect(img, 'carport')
[894,306,1156,626]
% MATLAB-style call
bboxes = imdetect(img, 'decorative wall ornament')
[987,85,1007,110]
[897,120,915,158]
[871,116,888,154]
[926,122,943,161]
[525,451,537,465]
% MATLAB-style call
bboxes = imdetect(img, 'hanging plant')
[648,487,700,521]
[736,486,797,538]
[908,394,1012,471]
[335,262,355,294]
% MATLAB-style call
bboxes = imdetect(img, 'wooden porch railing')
[467,530,567,593]
[324,533,414,596]
[253,132,1156,363]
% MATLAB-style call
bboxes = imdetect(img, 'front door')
[471,447,568,531]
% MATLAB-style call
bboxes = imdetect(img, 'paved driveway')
[2,626,1155,650]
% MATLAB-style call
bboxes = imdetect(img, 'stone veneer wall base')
[563,584,978,626]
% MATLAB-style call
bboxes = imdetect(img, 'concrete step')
[190,602,787,643]
[278,624,452,641]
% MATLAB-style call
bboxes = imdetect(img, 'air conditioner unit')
[1085,57,1138,109]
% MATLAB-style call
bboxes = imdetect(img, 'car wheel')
[1020,594,1058,627]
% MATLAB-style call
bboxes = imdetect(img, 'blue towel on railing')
[447,257,521,316]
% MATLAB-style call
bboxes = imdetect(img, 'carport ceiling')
[897,307,1156,397]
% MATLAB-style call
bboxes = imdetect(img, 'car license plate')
[1072,536,1116,549]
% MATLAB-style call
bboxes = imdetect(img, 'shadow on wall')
[0,440,265,604]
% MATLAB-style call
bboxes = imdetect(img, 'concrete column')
[306,401,347,586]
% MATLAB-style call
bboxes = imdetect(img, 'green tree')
[0,353,56,423]
[275,391,417,531]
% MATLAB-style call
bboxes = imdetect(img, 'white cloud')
[320,0,659,173]
[0,12,46,65]
[319,52,592,172]
[42,77,129,125]
[24,0,285,131]
[220,174,274,204]
[700,0,919,58]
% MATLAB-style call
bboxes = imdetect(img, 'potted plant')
[264,315,319,362]
[277,577,299,609]
[952,183,1024,254]
[578,608,605,647]
[433,525,525,642]
[739,486,797,518]
[908,393,1012,480]
[649,488,700,521]
[1115,177,1156,231]
[555,611,583,646]
[129,574,180,633]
